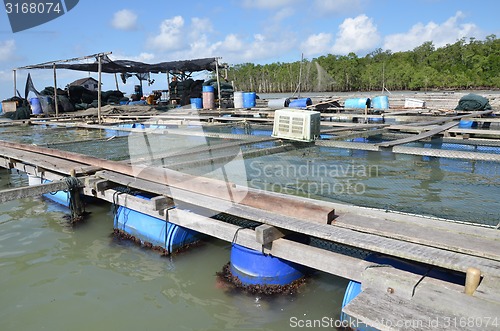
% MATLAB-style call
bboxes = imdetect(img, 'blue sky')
[1,0,499,101]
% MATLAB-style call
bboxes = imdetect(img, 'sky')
[0,0,499,101]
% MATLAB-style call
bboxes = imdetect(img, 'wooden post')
[97,54,102,124]
[465,267,481,295]
[215,58,221,110]
[69,168,84,220]
[114,73,119,91]
[13,69,16,97]
[53,63,59,117]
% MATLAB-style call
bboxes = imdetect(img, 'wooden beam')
[0,140,336,224]
[0,181,68,203]
[376,121,458,148]
[150,196,174,211]
[255,224,286,245]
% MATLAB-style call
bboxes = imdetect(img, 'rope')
[63,176,84,222]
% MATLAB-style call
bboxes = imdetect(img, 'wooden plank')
[0,140,337,224]
[0,145,89,175]
[83,183,371,281]
[255,224,286,245]
[315,140,380,151]
[89,171,500,276]
[376,121,459,148]
[334,213,500,261]
[343,287,500,331]
[393,146,500,161]
[150,196,174,211]
[0,181,69,203]
[168,208,372,282]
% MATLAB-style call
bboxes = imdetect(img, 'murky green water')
[0,170,348,331]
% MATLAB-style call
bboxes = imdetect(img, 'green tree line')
[225,35,500,93]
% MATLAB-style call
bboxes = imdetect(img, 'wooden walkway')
[1,112,500,330]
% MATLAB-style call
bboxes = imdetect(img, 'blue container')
[288,98,312,108]
[230,244,304,285]
[28,175,69,206]
[115,205,200,253]
[371,96,389,109]
[131,123,145,129]
[202,85,215,93]
[344,98,371,109]
[243,92,256,108]
[0,102,2,114]
[30,97,43,114]
[190,97,203,109]
[458,120,477,128]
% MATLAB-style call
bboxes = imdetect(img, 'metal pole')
[98,54,102,124]
[13,70,16,97]
[114,73,119,91]
[53,63,59,117]
[215,58,221,109]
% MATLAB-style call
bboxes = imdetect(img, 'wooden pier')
[1,92,500,330]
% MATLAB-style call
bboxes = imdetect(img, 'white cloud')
[0,40,16,62]
[147,16,185,51]
[111,9,138,31]
[242,0,299,9]
[110,52,156,62]
[331,15,380,54]
[383,11,480,52]
[273,7,295,21]
[301,33,333,56]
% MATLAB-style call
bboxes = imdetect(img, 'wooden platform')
[1,109,500,330]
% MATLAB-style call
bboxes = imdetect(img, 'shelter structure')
[14,52,223,122]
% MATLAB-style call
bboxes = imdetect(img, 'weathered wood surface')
[0,140,336,224]
[334,212,500,261]
[343,287,500,331]
[0,145,96,175]
[0,181,69,203]
[315,139,500,161]
[89,171,500,277]
[376,121,459,147]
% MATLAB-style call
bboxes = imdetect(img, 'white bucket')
[233,91,244,109]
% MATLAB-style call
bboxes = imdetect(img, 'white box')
[404,98,426,108]
[272,108,321,142]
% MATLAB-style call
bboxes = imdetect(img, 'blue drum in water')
[230,244,305,285]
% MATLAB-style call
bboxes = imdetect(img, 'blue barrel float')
[114,202,201,254]
[190,97,203,109]
[458,120,478,128]
[30,97,43,115]
[225,244,306,291]
[202,85,215,109]
[371,96,389,110]
[288,97,312,108]
[340,254,466,330]
[28,175,70,206]
[243,92,256,108]
[344,98,371,109]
